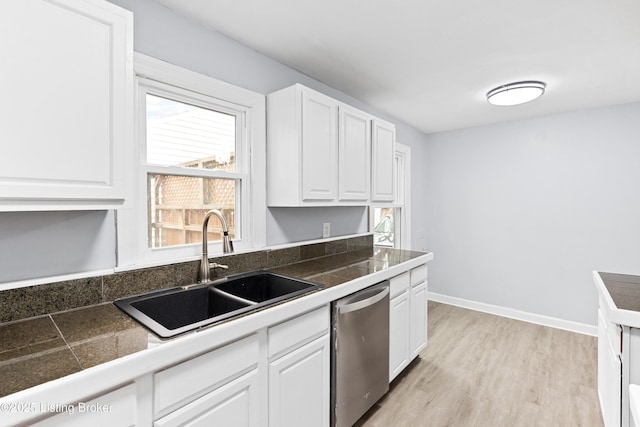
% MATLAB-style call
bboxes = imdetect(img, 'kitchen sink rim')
[113,270,325,338]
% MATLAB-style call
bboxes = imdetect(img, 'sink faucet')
[199,209,234,284]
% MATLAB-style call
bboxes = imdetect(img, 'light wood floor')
[357,301,603,427]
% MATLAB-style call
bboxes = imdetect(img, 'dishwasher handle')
[337,285,389,314]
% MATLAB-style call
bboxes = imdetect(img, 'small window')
[373,207,399,248]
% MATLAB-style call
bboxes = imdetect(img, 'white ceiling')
[154,0,640,134]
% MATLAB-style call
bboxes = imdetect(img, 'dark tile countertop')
[598,272,640,313]
[0,247,427,398]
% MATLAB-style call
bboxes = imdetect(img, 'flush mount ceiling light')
[486,81,546,106]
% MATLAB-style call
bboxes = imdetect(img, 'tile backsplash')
[0,235,372,324]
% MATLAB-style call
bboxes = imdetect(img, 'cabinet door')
[389,290,410,381]
[155,370,260,427]
[32,384,137,427]
[339,105,370,201]
[301,90,338,201]
[371,119,396,202]
[0,0,132,208]
[598,309,622,427]
[410,281,428,359]
[269,334,330,427]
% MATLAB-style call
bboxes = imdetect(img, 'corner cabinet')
[389,265,428,382]
[0,0,133,211]
[266,84,394,206]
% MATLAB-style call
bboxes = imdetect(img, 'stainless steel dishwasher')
[331,281,390,427]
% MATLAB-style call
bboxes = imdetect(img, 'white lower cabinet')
[269,335,330,427]
[598,301,640,427]
[154,370,260,427]
[389,278,410,380]
[152,306,330,427]
[32,384,138,427]
[410,279,428,359]
[389,265,428,382]
[153,334,261,421]
[268,307,331,427]
[598,309,622,427]
[630,385,640,427]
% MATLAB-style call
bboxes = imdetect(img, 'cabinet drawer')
[154,334,259,418]
[155,369,260,427]
[411,265,428,286]
[268,306,329,359]
[390,272,410,298]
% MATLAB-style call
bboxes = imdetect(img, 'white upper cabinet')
[339,105,371,201]
[267,84,394,206]
[371,119,396,202]
[0,0,133,211]
[301,89,339,201]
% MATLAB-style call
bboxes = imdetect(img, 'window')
[373,207,398,248]
[116,54,265,268]
[144,93,242,249]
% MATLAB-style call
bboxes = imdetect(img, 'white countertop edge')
[0,252,433,424]
[594,270,640,328]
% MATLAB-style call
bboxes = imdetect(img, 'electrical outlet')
[322,222,330,238]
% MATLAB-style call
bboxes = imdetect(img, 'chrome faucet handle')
[210,263,229,270]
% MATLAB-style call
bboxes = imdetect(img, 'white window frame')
[370,143,411,249]
[396,143,411,249]
[116,53,266,269]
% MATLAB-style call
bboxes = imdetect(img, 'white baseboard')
[428,291,597,337]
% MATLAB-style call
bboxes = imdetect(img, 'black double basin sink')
[114,271,323,338]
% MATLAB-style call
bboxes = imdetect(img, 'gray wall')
[426,102,640,326]
[0,0,428,284]
[267,207,369,245]
[0,211,116,283]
